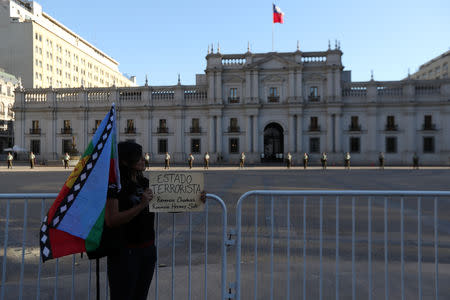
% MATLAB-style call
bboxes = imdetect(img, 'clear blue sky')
[39,0,450,86]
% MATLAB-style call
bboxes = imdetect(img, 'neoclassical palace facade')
[13,47,450,165]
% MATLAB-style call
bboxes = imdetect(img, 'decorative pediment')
[248,53,297,69]
[223,75,245,84]
[261,74,286,83]
[306,73,326,81]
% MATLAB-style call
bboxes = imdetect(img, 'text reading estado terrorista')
[149,172,204,212]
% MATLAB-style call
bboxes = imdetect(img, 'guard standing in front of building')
[303,152,309,169]
[204,152,210,169]
[188,153,194,169]
[7,152,13,169]
[29,151,35,169]
[344,152,351,170]
[321,152,327,170]
[63,152,70,169]
[144,152,150,170]
[240,152,246,168]
[379,152,385,169]
[165,152,171,169]
[286,152,292,169]
[413,152,419,170]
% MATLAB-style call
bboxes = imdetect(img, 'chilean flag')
[273,4,284,24]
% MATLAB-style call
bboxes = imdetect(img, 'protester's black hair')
[118,141,143,187]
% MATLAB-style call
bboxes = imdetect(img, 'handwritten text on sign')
[149,172,204,212]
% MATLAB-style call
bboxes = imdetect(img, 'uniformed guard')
[320,152,327,170]
[240,152,246,168]
[144,152,150,169]
[344,152,351,170]
[303,152,309,169]
[286,152,292,169]
[204,152,210,169]
[379,152,385,169]
[188,153,194,169]
[7,152,13,169]
[165,152,171,169]
[413,152,419,170]
[63,152,70,169]
[29,151,36,169]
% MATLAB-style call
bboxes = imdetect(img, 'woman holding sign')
[104,141,206,300]
[104,141,156,300]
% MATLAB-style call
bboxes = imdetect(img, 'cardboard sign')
[149,172,204,212]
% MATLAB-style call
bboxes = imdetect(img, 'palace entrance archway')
[263,123,284,162]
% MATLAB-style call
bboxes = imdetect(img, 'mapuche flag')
[40,105,120,262]
[273,3,284,24]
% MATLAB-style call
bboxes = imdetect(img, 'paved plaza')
[1,166,450,298]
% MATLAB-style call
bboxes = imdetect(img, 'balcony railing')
[268,96,280,103]
[308,96,321,102]
[228,97,240,103]
[190,126,202,133]
[385,125,398,131]
[60,127,72,134]
[349,124,362,131]
[125,127,136,134]
[29,128,41,134]
[228,126,240,133]
[422,123,436,131]
[157,127,169,134]
[308,125,321,132]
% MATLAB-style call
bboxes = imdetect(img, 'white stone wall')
[13,49,450,165]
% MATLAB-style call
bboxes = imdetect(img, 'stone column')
[252,71,259,102]
[367,106,378,157]
[334,68,342,101]
[208,116,215,153]
[326,70,334,102]
[334,113,342,153]
[288,114,295,152]
[297,114,307,153]
[216,115,222,154]
[403,108,416,161]
[253,114,259,154]
[245,71,251,102]
[296,71,303,102]
[326,114,333,152]
[245,115,251,152]
[215,72,222,104]
[288,70,295,102]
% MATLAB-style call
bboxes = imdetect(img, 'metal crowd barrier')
[234,190,450,300]
[0,193,228,300]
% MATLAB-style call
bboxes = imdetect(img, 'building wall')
[0,0,135,89]
[0,69,19,152]
[13,49,450,165]
[411,50,450,80]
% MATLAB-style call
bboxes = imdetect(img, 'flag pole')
[272,21,274,51]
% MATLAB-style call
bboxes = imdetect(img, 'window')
[64,120,71,129]
[62,139,72,154]
[309,137,320,153]
[191,118,200,133]
[309,117,319,131]
[350,137,360,153]
[444,62,448,72]
[158,119,168,133]
[309,86,320,101]
[268,87,279,102]
[126,119,135,133]
[158,139,168,154]
[386,137,397,153]
[94,120,101,129]
[229,88,239,103]
[423,137,435,153]
[30,140,40,155]
[229,138,239,153]
[32,120,39,129]
[191,138,201,153]
[350,116,360,131]
[423,115,434,130]
[229,118,239,132]
[386,116,396,130]
[6,87,11,96]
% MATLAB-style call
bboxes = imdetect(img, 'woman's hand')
[139,188,153,209]
[200,191,207,203]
